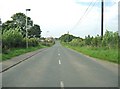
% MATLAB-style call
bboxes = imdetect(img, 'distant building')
[46,37,54,42]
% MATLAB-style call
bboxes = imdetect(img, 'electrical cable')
[69,0,98,32]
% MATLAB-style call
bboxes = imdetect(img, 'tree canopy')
[59,34,80,42]
[2,12,41,38]
[60,30,119,49]
[2,12,42,53]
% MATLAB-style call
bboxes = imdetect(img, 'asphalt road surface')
[2,41,118,87]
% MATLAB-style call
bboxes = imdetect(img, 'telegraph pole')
[101,0,104,38]
[0,18,2,53]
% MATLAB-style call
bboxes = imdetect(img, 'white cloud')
[104,3,118,32]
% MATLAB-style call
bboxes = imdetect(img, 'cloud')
[104,3,118,32]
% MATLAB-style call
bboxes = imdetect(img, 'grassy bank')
[1,45,47,61]
[62,43,118,63]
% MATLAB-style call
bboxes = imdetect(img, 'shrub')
[21,38,39,47]
[28,38,39,47]
[2,27,23,53]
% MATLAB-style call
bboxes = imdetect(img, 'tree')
[28,24,42,38]
[70,38,84,46]
[2,20,17,34]
[2,12,42,38]
[2,27,23,52]
[91,35,101,47]
[113,31,119,48]
[102,30,113,48]
[59,34,78,42]
[11,13,33,37]
[1,12,43,52]
[85,35,92,46]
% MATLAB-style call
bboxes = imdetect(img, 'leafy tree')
[60,30,118,49]
[28,38,39,47]
[12,13,24,26]
[113,31,119,48]
[91,35,101,47]
[11,13,33,37]
[85,35,92,46]
[59,34,78,42]
[1,12,43,53]
[2,27,23,52]
[2,20,17,34]
[102,30,114,48]
[28,24,42,38]
[2,12,42,39]
[70,38,84,46]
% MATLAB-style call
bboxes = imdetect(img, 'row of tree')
[60,30,119,49]
[1,12,42,53]
[2,13,42,38]
[59,34,80,42]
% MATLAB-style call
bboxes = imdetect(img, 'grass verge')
[62,43,118,63]
[1,45,47,61]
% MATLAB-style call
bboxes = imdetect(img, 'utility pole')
[0,18,2,53]
[101,0,104,38]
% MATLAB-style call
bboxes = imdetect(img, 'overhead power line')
[84,0,98,18]
[70,0,98,32]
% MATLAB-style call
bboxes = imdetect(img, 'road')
[2,41,118,87]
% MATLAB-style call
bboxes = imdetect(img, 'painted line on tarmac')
[60,81,64,89]
[59,60,61,64]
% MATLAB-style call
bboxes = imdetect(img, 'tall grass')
[64,44,118,63]
[1,45,46,61]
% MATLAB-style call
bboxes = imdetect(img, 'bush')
[70,38,84,46]
[102,30,119,48]
[2,27,23,53]
[28,38,39,47]
[21,38,39,47]
[60,30,119,49]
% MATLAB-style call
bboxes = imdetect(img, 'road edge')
[0,48,48,73]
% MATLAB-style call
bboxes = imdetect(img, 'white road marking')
[59,60,61,64]
[60,81,64,89]
[58,54,60,56]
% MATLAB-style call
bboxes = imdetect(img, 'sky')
[0,0,119,38]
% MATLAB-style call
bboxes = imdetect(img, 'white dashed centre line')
[59,60,61,64]
[60,81,64,89]
[58,54,60,56]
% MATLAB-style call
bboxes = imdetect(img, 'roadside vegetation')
[60,31,119,63]
[2,45,45,61]
[1,12,55,61]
